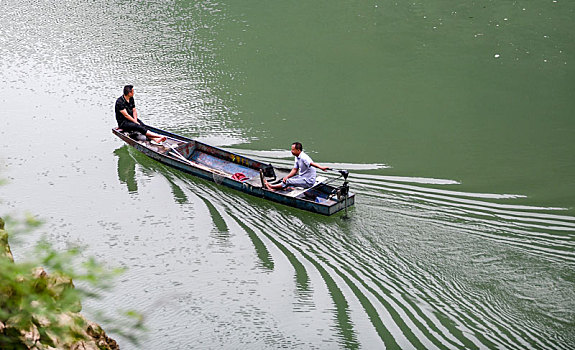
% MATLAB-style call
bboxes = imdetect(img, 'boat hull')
[112,127,354,216]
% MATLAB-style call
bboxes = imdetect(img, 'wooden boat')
[112,126,354,216]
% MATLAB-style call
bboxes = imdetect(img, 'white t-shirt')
[294,151,316,185]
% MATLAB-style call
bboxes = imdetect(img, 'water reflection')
[115,145,190,204]
[230,214,274,271]
[113,146,138,193]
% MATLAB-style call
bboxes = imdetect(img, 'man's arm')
[311,162,329,171]
[282,168,298,182]
[120,109,139,124]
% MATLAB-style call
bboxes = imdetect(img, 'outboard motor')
[337,170,350,218]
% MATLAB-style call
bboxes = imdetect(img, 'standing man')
[264,142,329,190]
[115,85,166,144]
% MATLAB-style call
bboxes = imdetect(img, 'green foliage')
[0,215,145,348]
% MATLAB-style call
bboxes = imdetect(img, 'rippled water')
[1,0,574,349]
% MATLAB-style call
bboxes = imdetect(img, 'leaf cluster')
[0,216,144,348]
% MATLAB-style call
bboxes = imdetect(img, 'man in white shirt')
[264,142,329,190]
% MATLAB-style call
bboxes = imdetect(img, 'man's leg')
[145,131,167,143]
[285,176,312,188]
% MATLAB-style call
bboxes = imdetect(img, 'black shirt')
[115,95,136,126]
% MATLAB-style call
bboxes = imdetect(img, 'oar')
[168,145,195,166]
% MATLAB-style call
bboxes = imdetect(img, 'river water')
[1,0,574,348]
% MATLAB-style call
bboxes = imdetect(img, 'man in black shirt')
[115,85,166,144]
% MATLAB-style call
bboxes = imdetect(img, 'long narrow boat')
[112,126,354,215]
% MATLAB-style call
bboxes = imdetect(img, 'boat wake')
[116,145,575,349]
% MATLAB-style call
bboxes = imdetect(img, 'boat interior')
[122,129,341,204]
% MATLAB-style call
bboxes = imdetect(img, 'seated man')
[115,85,166,144]
[264,142,329,190]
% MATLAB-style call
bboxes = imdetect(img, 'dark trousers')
[119,119,148,135]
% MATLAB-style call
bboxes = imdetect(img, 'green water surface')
[1,0,574,349]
